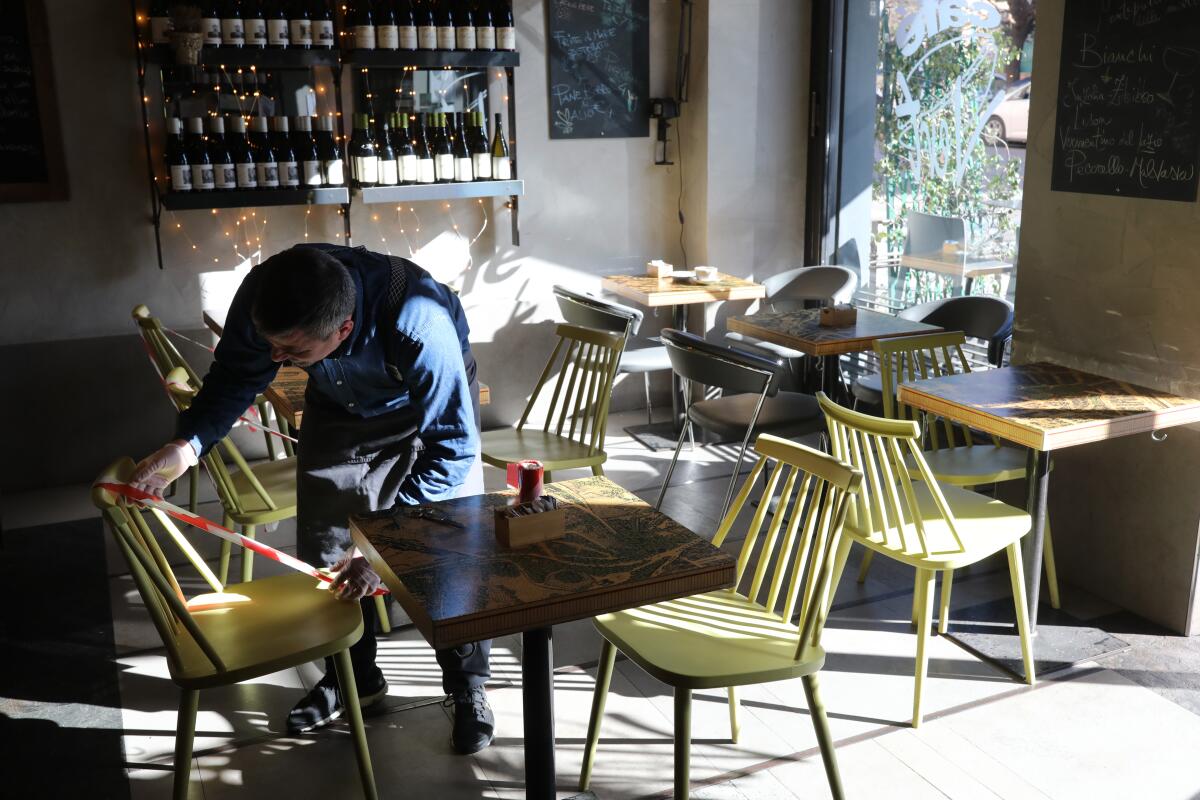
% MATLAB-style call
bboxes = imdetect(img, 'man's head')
[252,246,356,368]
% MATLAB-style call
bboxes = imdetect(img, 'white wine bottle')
[349,113,380,187]
[470,111,491,180]
[317,115,345,185]
[350,1,376,49]
[454,0,475,50]
[377,0,400,50]
[377,115,400,185]
[495,0,515,51]
[435,1,455,50]
[397,0,418,50]
[490,111,511,179]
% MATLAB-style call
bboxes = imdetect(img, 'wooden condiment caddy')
[819,304,858,327]
[494,497,566,548]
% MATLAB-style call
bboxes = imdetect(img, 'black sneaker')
[446,686,495,754]
[287,667,388,734]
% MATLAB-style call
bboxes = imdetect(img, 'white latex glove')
[331,554,381,601]
[130,440,198,498]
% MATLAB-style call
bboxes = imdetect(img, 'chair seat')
[851,372,884,407]
[229,456,298,521]
[173,572,364,689]
[689,391,822,439]
[846,480,1029,569]
[619,345,671,374]
[724,331,805,360]
[481,428,607,471]
[594,589,824,691]
[914,444,1028,485]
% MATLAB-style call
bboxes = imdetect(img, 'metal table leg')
[1024,449,1052,631]
[522,626,556,800]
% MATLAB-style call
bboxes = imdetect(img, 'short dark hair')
[251,246,356,339]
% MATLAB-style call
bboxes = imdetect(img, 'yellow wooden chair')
[818,393,1035,727]
[482,323,626,481]
[579,434,862,799]
[856,331,1061,610]
[93,459,378,800]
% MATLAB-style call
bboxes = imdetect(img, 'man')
[129,243,495,754]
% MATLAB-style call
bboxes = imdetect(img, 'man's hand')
[130,441,199,498]
[331,554,381,601]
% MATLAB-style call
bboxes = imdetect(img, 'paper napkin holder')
[494,498,566,548]
[819,304,858,327]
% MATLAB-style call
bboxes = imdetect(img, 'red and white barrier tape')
[164,326,217,354]
[95,480,387,596]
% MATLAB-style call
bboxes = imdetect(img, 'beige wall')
[1015,0,1200,633]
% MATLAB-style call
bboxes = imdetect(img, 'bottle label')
[476,26,495,50]
[418,158,436,184]
[170,164,192,191]
[324,159,345,185]
[150,17,173,44]
[236,162,257,188]
[280,161,300,186]
[246,18,266,46]
[497,26,515,51]
[434,153,455,180]
[354,155,379,183]
[290,19,312,46]
[456,26,476,50]
[191,164,215,190]
[314,19,334,48]
[354,25,376,49]
[453,157,473,182]
[399,25,418,50]
[221,18,244,45]
[257,162,280,187]
[377,25,399,49]
[203,18,221,45]
[492,155,512,180]
[437,27,455,50]
[303,160,323,186]
[267,19,289,46]
[379,159,400,185]
[214,163,236,189]
[472,152,492,180]
[399,154,419,183]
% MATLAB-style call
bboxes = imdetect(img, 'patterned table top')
[350,477,736,649]
[898,362,1200,451]
[726,308,943,356]
[602,272,766,307]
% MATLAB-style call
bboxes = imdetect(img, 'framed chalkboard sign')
[1050,0,1200,202]
[546,0,650,139]
[0,0,67,203]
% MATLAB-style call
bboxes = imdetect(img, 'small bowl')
[693,266,719,284]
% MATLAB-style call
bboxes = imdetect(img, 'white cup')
[694,265,718,282]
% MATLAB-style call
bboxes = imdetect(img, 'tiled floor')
[7,409,1200,798]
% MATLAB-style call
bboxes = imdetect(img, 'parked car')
[984,79,1031,144]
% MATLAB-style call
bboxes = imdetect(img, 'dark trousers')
[298,362,489,694]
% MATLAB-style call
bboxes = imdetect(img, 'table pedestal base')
[523,626,556,800]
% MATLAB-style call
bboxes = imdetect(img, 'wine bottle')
[435,0,455,50]
[349,113,380,186]
[267,0,290,46]
[185,117,215,191]
[432,112,454,182]
[376,0,399,49]
[251,116,280,187]
[453,112,473,181]
[150,0,173,44]
[474,0,494,51]
[166,118,193,192]
[244,0,267,46]
[289,0,312,47]
[295,115,323,186]
[392,112,419,184]
[494,0,514,51]
[413,113,435,183]
[491,111,511,179]
[376,114,400,185]
[229,115,258,188]
[397,0,418,50]
[317,115,345,185]
[200,3,222,46]
[351,0,376,49]
[470,111,491,180]
[416,0,437,49]
[454,0,475,50]
[221,0,245,46]
[273,116,301,187]
[312,0,336,48]
[209,116,237,190]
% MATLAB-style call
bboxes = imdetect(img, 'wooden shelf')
[144,45,340,69]
[356,180,523,204]
[343,49,519,69]
[159,186,349,210]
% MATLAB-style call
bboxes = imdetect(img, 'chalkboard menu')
[546,0,650,139]
[0,0,67,202]
[1050,0,1200,202]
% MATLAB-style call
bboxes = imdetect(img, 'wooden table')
[898,253,1013,297]
[602,272,766,448]
[899,363,1200,632]
[727,308,942,399]
[350,476,736,799]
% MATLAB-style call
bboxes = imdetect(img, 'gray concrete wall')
[1014,0,1200,633]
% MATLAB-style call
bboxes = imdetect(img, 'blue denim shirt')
[176,244,477,505]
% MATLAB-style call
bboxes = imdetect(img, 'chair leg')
[188,464,199,513]
[912,568,935,727]
[938,569,954,635]
[719,423,757,523]
[374,594,391,634]
[218,514,233,585]
[281,418,295,458]
[543,470,553,483]
[824,536,854,630]
[675,687,691,800]
[591,464,605,477]
[259,401,277,461]
[1006,543,1037,686]
[332,648,379,799]
[173,689,200,800]
[727,686,740,743]
[802,673,845,800]
[240,525,256,583]
[579,639,616,791]
[655,419,691,510]
[644,372,653,426]
[856,550,875,583]
[1043,519,1061,610]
